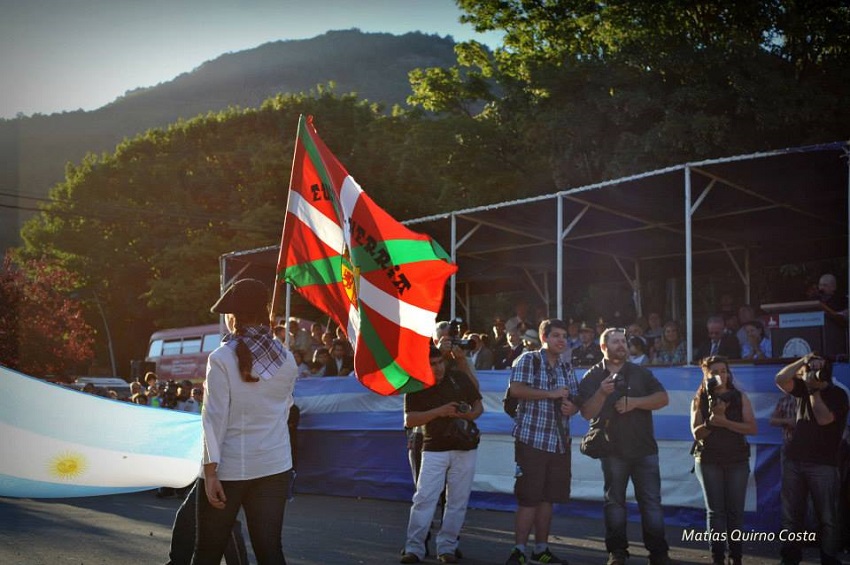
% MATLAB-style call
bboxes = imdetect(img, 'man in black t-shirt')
[775,354,849,565]
[400,346,483,564]
[578,328,673,565]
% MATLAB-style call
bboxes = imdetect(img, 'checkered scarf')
[223,325,287,381]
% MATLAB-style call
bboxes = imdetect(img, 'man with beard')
[578,328,673,565]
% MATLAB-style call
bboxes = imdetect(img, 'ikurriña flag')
[277,115,457,395]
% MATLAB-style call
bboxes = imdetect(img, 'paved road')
[0,490,828,564]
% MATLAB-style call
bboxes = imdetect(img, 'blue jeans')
[601,454,669,560]
[694,460,749,561]
[192,470,292,565]
[780,458,842,565]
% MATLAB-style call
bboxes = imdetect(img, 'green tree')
[412,0,850,189]
[15,89,434,376]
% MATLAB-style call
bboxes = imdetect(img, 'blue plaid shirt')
[511,349,579,454]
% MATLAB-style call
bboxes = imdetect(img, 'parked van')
[71,377,133,399]
[145,324,221,383]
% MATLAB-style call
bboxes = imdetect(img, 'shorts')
[514,440,572,506]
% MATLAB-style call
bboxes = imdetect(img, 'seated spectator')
[651,320,687,366]
[740,320,772,360]
[273,324,287,342]
[495,329,524,370]
[467,332,494,370]
[310,348,331,377]
[735,304,757,349]
[628,335,650,365]
[293,349,312,379]
[566,320,582,350]
[325,339,354,376]
[571,323,602,367]
[694,315,741,362]
[492,317,507,349]
[521,329,541,352]
[627,322,645,338]
[724,314,740,337]
[289,318,312,352]
[817,273,848,315]
[644,312,664,341]
[594,317,606,338]
[505,300,534,334]
[309,322,324,353]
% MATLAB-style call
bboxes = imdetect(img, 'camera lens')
[457,402,471,414]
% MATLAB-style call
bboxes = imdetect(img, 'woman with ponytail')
[192,279,297,565]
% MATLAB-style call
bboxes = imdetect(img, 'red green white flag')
[276,115,457,395]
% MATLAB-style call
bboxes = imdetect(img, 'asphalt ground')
[0,490,833,564]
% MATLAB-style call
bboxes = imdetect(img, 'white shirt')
[201,344,297,480]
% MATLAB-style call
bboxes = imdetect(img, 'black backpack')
[502,352,541,418]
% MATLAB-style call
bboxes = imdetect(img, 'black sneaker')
[531,547,567,564]
[399,552,421,564]
[506,547,528,565]
[606,550,628,565]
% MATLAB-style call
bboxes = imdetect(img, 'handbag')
[580,418,613,459]
[444,418,481,450]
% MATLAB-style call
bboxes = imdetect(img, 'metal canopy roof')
[220,141,849,359]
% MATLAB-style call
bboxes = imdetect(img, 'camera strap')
[538,351,569,451]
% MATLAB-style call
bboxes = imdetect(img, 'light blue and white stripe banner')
[0,365,202,498]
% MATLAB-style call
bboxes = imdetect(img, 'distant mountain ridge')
[0,29,458,252]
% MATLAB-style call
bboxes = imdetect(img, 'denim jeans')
[694,460,749,562]
[780,458,842,565]
[192,470,292,565]
[166,480,248,565]
[601,453,669,560]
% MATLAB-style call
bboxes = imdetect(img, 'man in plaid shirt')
[504,319,580,565]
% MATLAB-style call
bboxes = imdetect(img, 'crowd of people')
[75,372,203,413]
[397,273,848,565]
[76,273,847,565]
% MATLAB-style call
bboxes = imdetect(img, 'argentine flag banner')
[0,365,202,498]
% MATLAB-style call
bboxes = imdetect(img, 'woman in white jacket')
[192,278,297,565]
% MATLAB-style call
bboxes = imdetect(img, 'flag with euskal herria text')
[277,115,456,395]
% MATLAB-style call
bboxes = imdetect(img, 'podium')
[761,300,848,359]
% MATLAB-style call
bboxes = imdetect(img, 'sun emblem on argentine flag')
[48,451,88,480]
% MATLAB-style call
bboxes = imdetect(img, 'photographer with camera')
[690,356,757,565]
[504,319,580,565]
[578,328,673,565]
[775,353,848,565]
[400,344,483,564]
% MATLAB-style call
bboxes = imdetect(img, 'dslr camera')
[804,354,832,384]
[611,372,629,395]
[706,373,733,408]
[448,318,474,350]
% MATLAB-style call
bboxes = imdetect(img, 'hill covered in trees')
[0,29,459,252]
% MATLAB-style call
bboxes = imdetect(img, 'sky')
[0,0,502,120]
